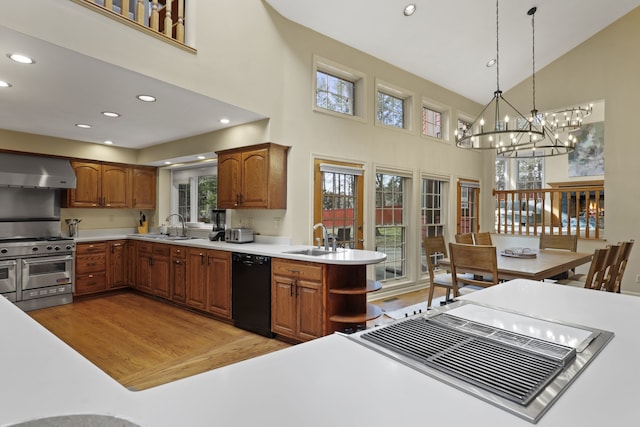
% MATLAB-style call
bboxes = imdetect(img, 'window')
[516,158,543,190]
[420,177,447,275]
[375,172,409,281]
[316,70,354,115]
[422,107,442,139]
[457,118,472,135]
[171,165,218,224]
[313,55,366,121]
[376,80,413,130]
[457,179,479,234]
[314,160,364,250]
[495,159,507,191]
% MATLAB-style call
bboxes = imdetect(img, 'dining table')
[439,248,593,282]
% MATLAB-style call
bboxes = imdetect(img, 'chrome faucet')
[313,222,330,251]
[166,213,187,237]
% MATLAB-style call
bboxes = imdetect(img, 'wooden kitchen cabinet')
[271,258,324,342]
[75,242,107,296]
[131,167,156,209]
[170,245,187,304]
[216,143,289,209]
[134,241,170,298]
[106,240,128,290]
[66,161,156,209]
[185,248,232,319]
[67,161,129,208]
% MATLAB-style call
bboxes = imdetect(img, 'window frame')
[421,98,450,142]
[419,174,449,279]
[170,163,218,226]
[312,55,367,122]
[375,79,414,132]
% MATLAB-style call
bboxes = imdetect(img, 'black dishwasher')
[231,253,274,338]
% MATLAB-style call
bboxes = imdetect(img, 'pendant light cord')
[530,7,537,112]
[495,0,500,92]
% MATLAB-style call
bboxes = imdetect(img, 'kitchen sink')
[283,248,340,256]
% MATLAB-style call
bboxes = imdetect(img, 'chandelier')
[545,104,593,132]
[456,0,545,151]
[496,6,577,158]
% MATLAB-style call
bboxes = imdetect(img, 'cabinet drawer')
[273,259,323,281]
[170,245,187,259]
[76,242,106,255]
[75,272,107,295]
[152,243,171,257]
[76,254,106,274]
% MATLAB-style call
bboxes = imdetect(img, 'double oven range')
[0,236,75,311]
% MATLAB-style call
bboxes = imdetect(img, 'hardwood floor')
[28,287,443,391]
[29,292,290,391]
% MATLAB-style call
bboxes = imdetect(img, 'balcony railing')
[75,0,186,45]
[493,185,605,240]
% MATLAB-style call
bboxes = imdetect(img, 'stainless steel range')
[0,152,77,311]
[0,237,75,311]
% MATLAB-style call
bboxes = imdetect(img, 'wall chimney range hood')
[0,152,76,189]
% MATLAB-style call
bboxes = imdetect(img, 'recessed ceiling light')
[75,124,92,129]
[0,80,11,88]
[219,118,230,124]
[164,161,172,165]
[197,155,206,160]
[104,140,114,145]
[486,58,497,67]
[404,4,416,16]
[102,111,120,118]
[137,94,156,102]
[7,53,34,64]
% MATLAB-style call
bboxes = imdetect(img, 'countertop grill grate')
[361,316,571,406]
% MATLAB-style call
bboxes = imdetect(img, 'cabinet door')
[151,255,170,299]
[132,168,156,209]
[217,153,241,209]
[68,161,102,207]
[206,250,231,318]
[107,240,127,289]
[125,241,136,285]
[102,164,129,208]
[135,243,152,293]
[240,148,269,208]
[297,279,324,341]
[186,248,207,310]
[171,257,187,303]
[271,275,297,338]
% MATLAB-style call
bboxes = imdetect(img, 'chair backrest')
[423,235,447,278]
[607,239,634,293]
[582,247,612,291]
[448,242,499,288]
[539,234,577,252]
[455,233,474,244]
[473,232,492,246]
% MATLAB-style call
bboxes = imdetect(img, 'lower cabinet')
[75,242,107,296]
[107,240,128,290]
[134,241,170,298]
[186,248,231,319]
[271,258,324,342]
[170,245,187,304]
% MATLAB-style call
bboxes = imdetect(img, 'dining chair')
[606,239,634,293]
[539,233,578,279]
[559,247,611,291]
[423,236,454,308]
[472,232,492,246]
[454,233,474,244]
[448,243,500,293]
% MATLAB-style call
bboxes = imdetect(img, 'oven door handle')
[21,255,74,265]
[0,259,18,267]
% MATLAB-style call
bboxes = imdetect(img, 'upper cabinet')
[216,143,289,209]
[65,161,156,209]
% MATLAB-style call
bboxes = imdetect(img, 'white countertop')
[75,233,387,265]
[2,280,639,426]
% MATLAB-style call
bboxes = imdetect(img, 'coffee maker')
[209,209,227,241]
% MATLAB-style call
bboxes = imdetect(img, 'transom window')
[316,70,354,115]
[422,107,442,139]
[377,92,405,128]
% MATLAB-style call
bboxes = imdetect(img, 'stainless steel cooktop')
[347,301,614,424]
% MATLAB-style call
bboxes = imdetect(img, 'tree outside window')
[377,92,404,128]
[316,71,354,115]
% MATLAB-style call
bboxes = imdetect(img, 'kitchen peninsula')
[1,280,637,426]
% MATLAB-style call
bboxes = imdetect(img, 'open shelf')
[329,304,383,323]
[328,279,381,295]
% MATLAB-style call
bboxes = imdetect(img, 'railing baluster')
[121,0,129,18]
[105,0,113,10]
[163,0,172,37]
[136,0,145,25]
[150,0,160,31]
[176,0,185,43]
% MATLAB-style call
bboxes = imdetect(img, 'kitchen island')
[1,279,638,426]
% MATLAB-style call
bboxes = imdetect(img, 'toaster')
[225,228,254,243]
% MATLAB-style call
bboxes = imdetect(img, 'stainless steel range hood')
[0,152,76,189]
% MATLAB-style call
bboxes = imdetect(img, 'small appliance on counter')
[65,219,82,238]
[209,209,227,241]
[225,228,254,243]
